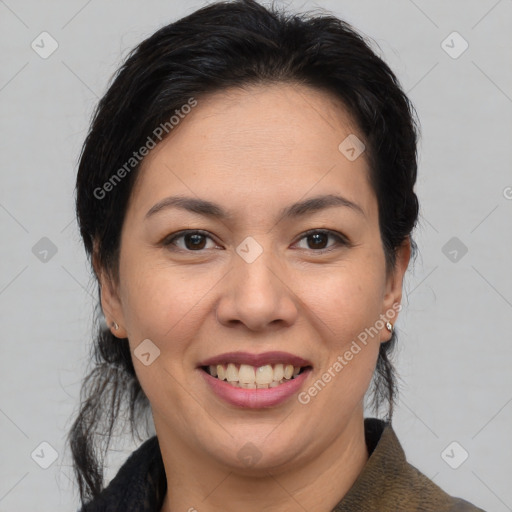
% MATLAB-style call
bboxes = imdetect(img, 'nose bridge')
[234,239,281,307]
[216,237,297,330]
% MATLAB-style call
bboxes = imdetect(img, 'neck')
[158,412,368,512]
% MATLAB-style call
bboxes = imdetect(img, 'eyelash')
[162,229,351,253]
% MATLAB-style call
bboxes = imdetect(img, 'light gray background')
[1,0,511,510]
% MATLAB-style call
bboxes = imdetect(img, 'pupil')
[186,233,206,250]
[309,233,327,249]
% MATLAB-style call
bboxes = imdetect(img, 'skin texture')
[96,83,411,512]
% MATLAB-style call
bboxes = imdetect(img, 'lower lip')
[199,368,312,408]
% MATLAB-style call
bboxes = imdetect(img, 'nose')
[215,247,299,332]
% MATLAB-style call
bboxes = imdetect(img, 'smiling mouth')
[200,363,312,389]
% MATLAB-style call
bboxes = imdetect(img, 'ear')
[380,237,411,342]
[92,240,128,339]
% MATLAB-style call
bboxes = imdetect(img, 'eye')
[162,229,350,253]
[294,229,349,252]
[162,230,218,251]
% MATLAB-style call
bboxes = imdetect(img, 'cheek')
[302,260,385,344]
[119,252,220,348]
[299,269,383,412]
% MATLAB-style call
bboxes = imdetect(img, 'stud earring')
[112,321,119,330]
[385,321,393,333]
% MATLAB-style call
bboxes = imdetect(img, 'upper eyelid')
[296,229,348,243]
[163,229,219,247]
[164,229,348,250]
[293,230,350,250]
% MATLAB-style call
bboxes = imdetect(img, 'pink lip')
[197,351,312,368]
[199,367,312,408]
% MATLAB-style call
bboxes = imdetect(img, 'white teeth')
[273,363,284,381]
[209,362,305,387]
[255,365,273,385]
[284,364,294,379]
[239,364,256,383]
[226,363,238,382]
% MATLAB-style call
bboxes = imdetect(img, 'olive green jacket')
[332,418,485,511]
[80,418,486,511]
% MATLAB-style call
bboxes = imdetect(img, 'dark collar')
[82,418,483,511]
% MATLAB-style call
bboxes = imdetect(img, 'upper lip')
[198,351,312,368]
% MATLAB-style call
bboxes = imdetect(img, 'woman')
[70,0,485,510]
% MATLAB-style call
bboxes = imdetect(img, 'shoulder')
[402,455,486,512]
[79,436,166,512]
[333,418,487,512]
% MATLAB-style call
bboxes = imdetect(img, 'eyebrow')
[145,194,365,222]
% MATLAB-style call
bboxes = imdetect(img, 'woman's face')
[100,83,409,473]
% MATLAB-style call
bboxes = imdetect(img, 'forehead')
[129,83,375,221]
[158,83,362,157]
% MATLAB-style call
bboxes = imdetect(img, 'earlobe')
[381,237,412,340]
[99,273,127,338]
[93,241,127,338]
